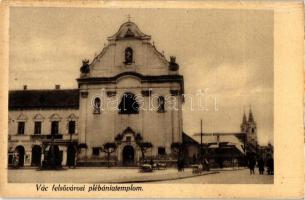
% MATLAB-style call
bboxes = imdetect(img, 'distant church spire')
[248,107,254,122]
[242,112,247,124]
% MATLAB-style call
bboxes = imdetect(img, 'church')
[8,20,185,167]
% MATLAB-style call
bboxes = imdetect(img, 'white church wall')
[79,78,183,159]
[90,40,169,77]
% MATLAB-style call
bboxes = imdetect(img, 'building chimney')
[55,85,60,90]
[23,85,27,90]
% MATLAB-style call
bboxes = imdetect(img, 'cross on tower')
[127,14,131,22]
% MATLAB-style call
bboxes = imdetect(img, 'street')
[8,167,273,184]
[160,168,273,184]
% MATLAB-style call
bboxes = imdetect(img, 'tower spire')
[242,112,247,124]
[248,106,254,122]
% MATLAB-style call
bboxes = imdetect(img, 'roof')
[182,132,198,144]
[9,89,79,110]
[192,133,245,154]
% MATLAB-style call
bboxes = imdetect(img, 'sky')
[9,7,274,145]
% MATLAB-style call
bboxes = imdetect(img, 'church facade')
[8,21,184,167]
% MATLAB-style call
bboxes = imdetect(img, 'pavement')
[162,168,274,184]
[8,167,273,184]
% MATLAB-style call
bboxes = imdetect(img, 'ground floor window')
[158,147,166,155]
[92,148,100,156]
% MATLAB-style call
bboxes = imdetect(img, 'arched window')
[93,97,101,114]
[119,93,139,114]
[157,96,165,112]
[124,47,133,64]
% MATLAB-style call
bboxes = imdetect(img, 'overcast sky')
[9,7,274,145]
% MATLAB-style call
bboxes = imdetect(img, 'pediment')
[108,21,151,41]
[67,113,78,121]
[17,113,28,121]
[33,113,45,121]
[49,113,62,121]
[116,75,141,87]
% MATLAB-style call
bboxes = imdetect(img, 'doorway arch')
[31,145,42,166]
[122,145,135,166]
[15,145,25,167]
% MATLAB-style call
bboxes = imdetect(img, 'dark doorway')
[31,145,42,166]
[67,144,76,167]
[44,145,62,167]
[15,145,25,167]
[122,145,134,166]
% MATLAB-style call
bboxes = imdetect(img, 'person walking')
[267,157,274,175]
[258,157,265,175]
[177,158,181,172]
[181,158,185,172]
[249,156,256,175]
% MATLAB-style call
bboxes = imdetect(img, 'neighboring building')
[8,89,79,167]
[8,20,184,167]
[191,109,259,167]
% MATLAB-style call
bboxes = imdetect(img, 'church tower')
[240,112,248,133]
[247,108,257,146]
[240,108,258,153]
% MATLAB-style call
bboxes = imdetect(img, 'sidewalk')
[8,167,218,183]
[102,168,218,183]
[210,167,247,171]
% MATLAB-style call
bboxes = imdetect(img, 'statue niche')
[124,47,133,64]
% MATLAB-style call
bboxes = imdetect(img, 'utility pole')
[200,119,203,163]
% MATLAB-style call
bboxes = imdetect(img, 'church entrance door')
[122,145,134,166]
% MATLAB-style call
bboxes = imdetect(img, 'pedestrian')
[198,163,203,173]
[204,158,210,171]
[249,157,256,175]
[13,152,19,168]
[177,158,181,172]
[181,158,185,172]
[267,157,274,175]
[150,158,154,170]
[258,157,264,175]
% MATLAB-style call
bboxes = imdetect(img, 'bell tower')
[246,108,258,149]
[240,112,248,133]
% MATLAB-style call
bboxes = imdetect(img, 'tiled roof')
[9,89,79,110]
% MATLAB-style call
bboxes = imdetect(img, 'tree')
[137,142,153,162]
[134,133,152,162]
[102,142,117,168]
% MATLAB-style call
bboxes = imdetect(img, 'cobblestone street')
[8,167,273,184]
